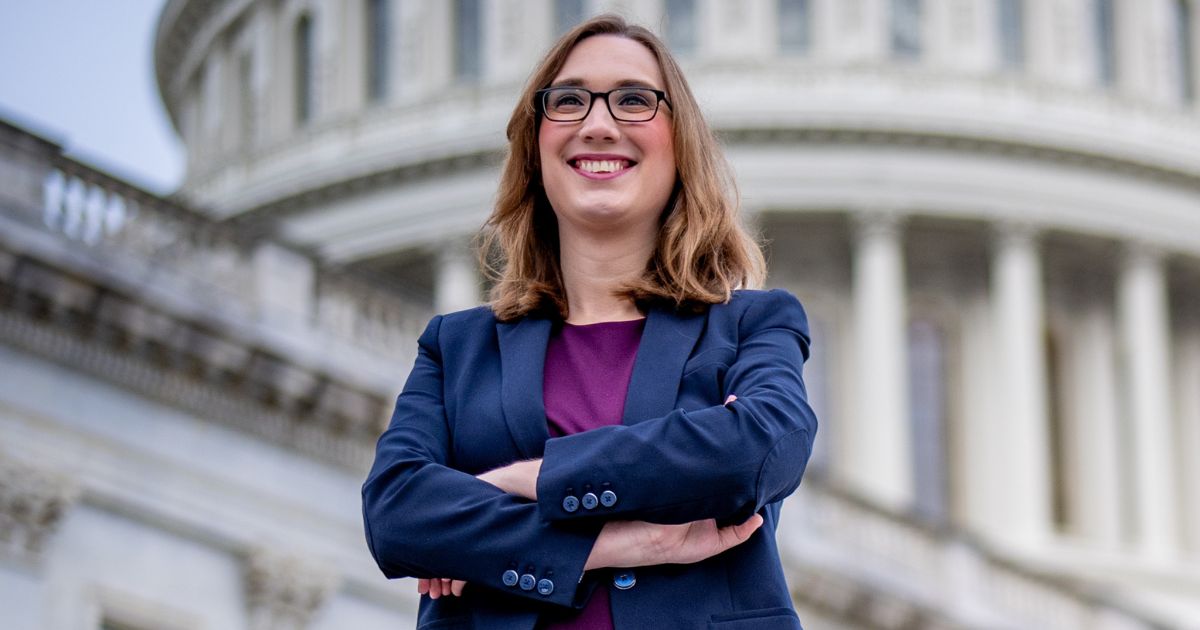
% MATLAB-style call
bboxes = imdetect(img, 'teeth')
[576,159,628,173]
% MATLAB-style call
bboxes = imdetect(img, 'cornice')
[224,125,1200,245]
[0,250,385,472]
[228,148,504,236]
[718,127,1200,195]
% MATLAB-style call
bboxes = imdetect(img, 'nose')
[577,97,621,143]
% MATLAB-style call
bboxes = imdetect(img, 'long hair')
[477,14,766,321]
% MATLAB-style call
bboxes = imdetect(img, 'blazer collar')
[497,316,553,460]
[622,306,705,425]
[496,305,707,456]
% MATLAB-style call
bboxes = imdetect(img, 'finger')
[417,578,430,595]
[718,513,764,550]
[441,578,453,596]
[428,578,442,599]
[451,580,467,597]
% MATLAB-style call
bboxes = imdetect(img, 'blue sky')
[0,0,183,195]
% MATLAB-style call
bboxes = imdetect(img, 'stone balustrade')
[0,119,431,470]
[780,480,1171,629]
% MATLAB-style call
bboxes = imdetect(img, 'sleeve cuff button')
[502,569,519,587]
[537,578,555,596]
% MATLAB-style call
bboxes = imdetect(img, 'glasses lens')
[543,88,591,121]
[608,88,658,121]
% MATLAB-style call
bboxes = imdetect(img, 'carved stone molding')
[0,451,79,563]
[244,546,340,630]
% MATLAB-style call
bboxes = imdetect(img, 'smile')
[570,158,636,179]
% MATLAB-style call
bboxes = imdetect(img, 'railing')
[781,481,1172,629]
[1,119,432,384]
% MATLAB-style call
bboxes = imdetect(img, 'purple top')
[540,318,645,630]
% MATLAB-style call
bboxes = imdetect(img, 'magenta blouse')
[540,318,645,630]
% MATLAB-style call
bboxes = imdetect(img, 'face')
[538,35,676,237]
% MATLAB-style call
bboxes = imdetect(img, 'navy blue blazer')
[362,289,817,629]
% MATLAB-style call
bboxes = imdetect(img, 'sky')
[0,0,184,195]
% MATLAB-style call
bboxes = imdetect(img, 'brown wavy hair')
[477,14,765,321]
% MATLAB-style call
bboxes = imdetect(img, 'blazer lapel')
[622,306,706,425]
[497,317,553,459]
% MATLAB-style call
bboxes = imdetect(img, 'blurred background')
[1,0,1199,628]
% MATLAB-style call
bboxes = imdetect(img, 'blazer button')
[519,573,537,591]
[537,578,555,596]
[613,571,636,590]
[599,490,617,507]
[562,495,580,513]
[581,492,599,510]
[501,569,519,587]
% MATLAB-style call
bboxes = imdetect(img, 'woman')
[362,14,816,630]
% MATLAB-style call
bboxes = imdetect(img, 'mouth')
[569,157,637,179]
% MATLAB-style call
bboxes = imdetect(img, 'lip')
[567,153,637,180]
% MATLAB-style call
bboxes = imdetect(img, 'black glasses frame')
[535,87,672,122]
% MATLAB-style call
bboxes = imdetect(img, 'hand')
[418,577,466,599]
[476,459,541,500]
[584,513,764,570]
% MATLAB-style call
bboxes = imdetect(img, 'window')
[908,318,949,524]
[1177,0,1196,102]
[454,0,482,81]
[891,0,922,59]
[555,0,586,35]
[366,0,391,102]
[779,0,812,55]
[238,53,254,150]
[802,313,833,476]
[666,0,698,55]
[294,13,315,124]
[997,0,1024,69]
[1044,328,1070,531]
[1095,0,1117,86]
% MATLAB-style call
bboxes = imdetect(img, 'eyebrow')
[548,78,661,90]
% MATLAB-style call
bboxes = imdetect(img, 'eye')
[614,89,654,111]
[548,89,587,111]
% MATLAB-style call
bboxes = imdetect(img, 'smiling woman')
[361,14,817,630]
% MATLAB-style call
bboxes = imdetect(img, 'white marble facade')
[2,0,1200,628]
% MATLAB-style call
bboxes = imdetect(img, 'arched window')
[997,0,1024,69]
[891,0,922,59]
[666,0,698,55]
[555,0,586,35]
[294,13,315,124]
[779,0,813,55]
[1095,0,1117,86]
[366,0,391,102]
[1176,0,1196,103]
[454,0,482,81]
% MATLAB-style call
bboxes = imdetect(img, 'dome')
[144,0,1200,626]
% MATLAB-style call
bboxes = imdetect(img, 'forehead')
[552,35,665,89]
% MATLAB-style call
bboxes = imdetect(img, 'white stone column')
[1117,244,1178,559]
[1175,329,1200,556]
[989,224,1052,547]
[846,212,913,511]
[957,291,1001,535]
[434,238,480,314]
[1062,304,1123,549]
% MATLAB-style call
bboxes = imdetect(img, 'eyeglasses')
[535,87,671,122]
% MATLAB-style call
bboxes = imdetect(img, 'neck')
[558,226,655,325]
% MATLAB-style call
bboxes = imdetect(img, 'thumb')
[731,513,764,541]
[717,513,764,550]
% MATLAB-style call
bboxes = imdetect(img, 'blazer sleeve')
[362,315,599,608]
[535,289,817,525]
